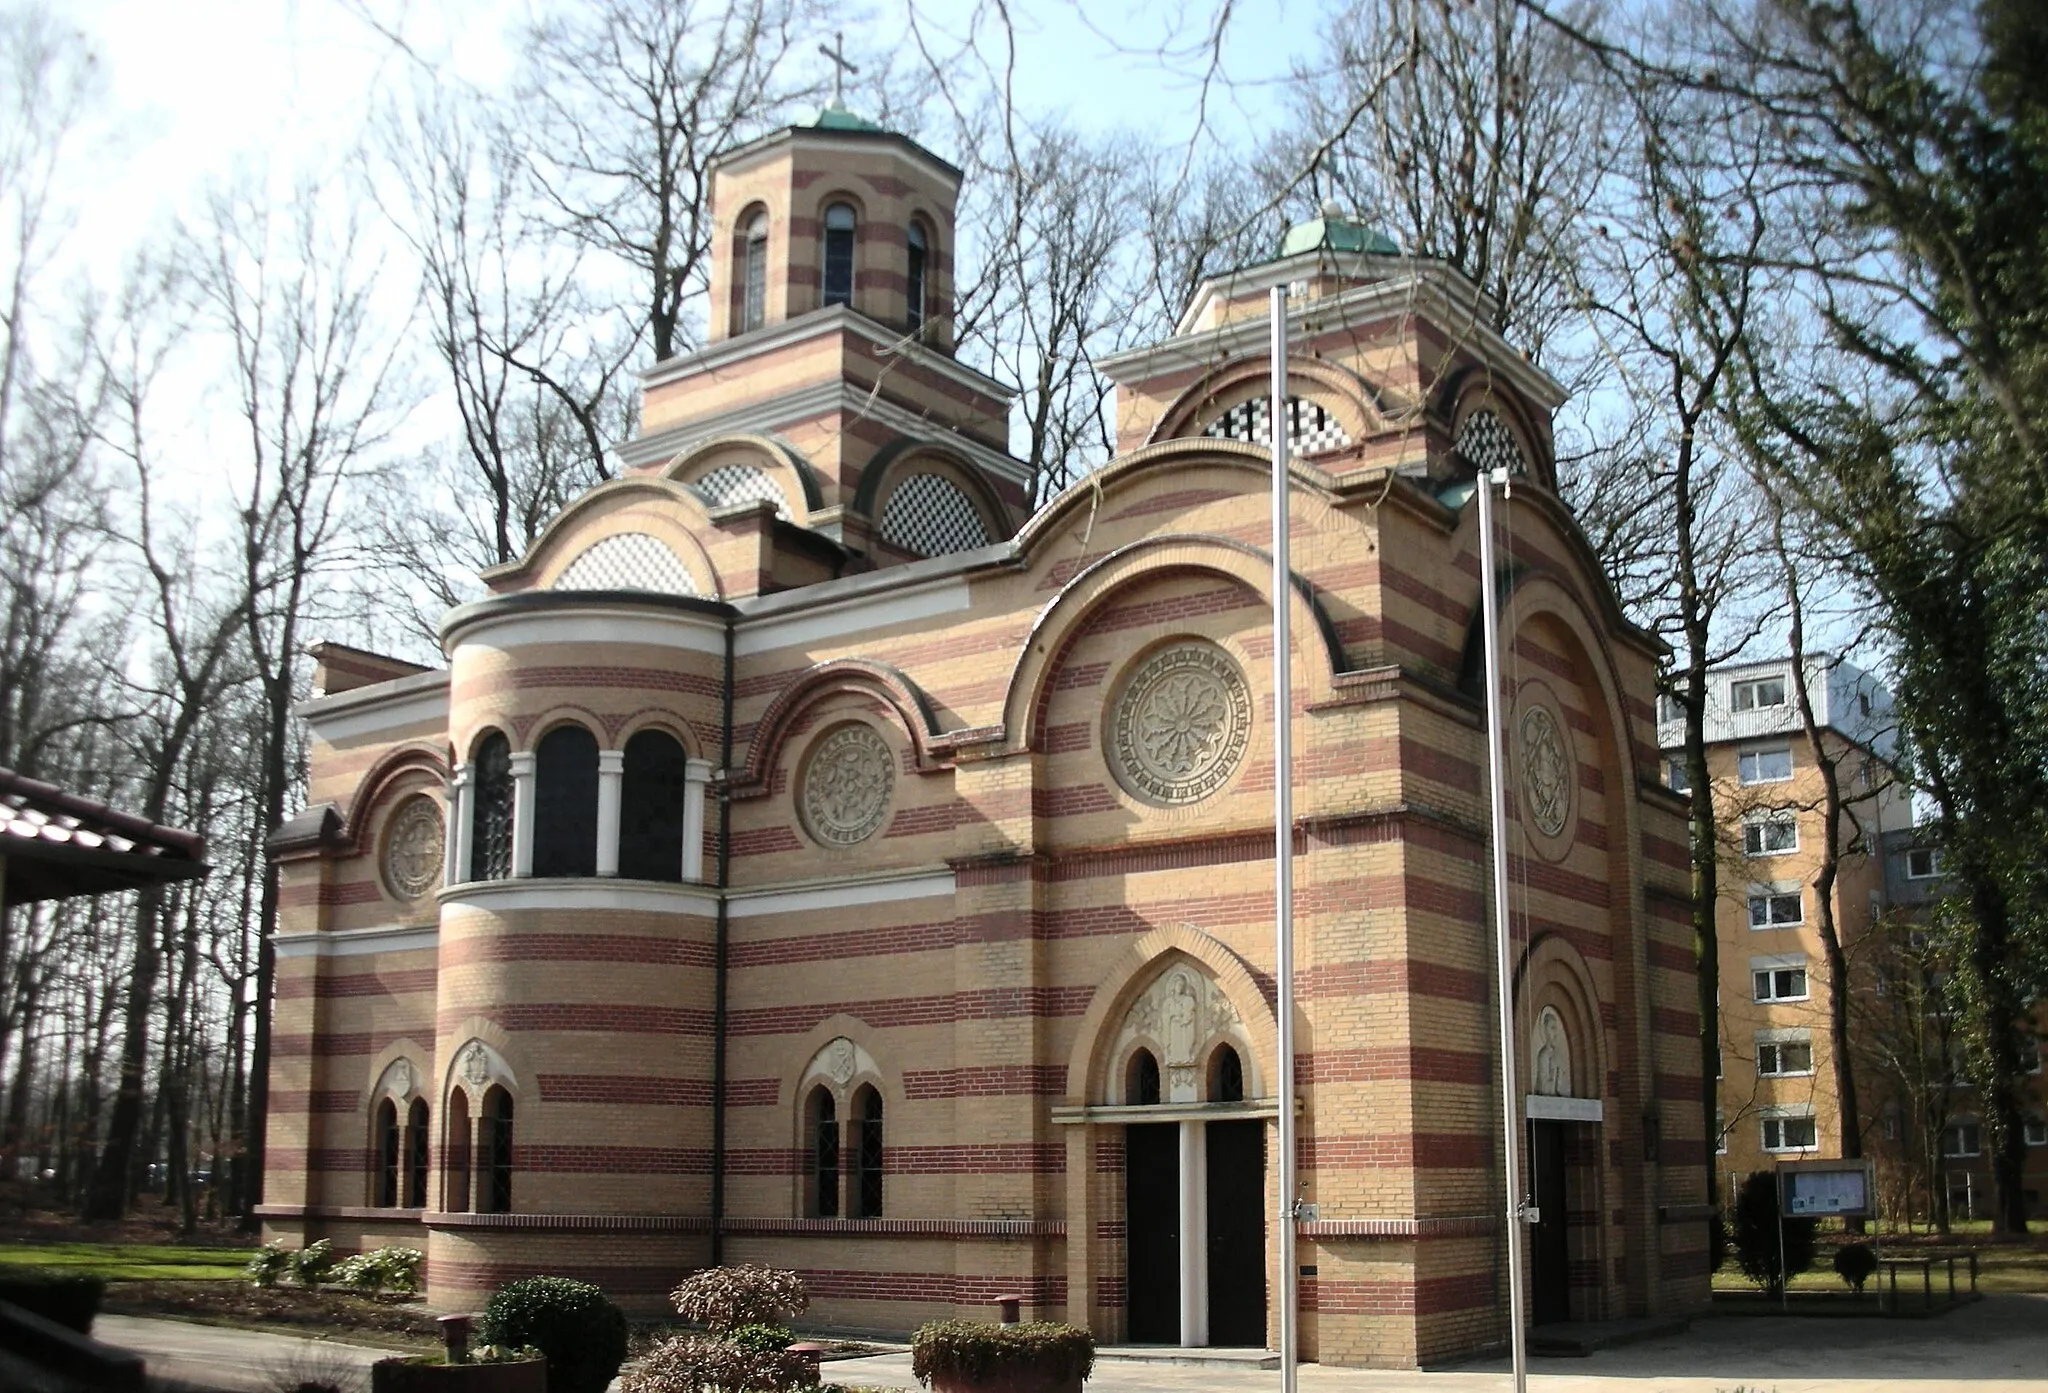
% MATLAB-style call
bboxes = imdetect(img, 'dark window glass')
[743,214,768,331]
[823,203,856,307]
[375,1099,399,1207]
[533,725,599,878]
[854,1087,884,1218]
[471,733,513,881]
[811,1089,839,1218]
[906,222,927,331]
[1212,1045,1244,1103]
[445,1090,472,1213]
[1129,1049,1161,1105]
[481,1087,514,1213]
[620,729,688,881]
[406,1100,430,1207]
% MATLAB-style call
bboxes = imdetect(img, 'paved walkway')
[91,1294,2048,1393]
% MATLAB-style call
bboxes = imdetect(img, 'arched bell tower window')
[1127,1048,1162,1105]
[852,1085,884,1218]
[471,732,513,881]
[906,221,928,332]
[823,203,857,308]
[533,724,599,878]
[620,729,688,882]
[743,212,769,332]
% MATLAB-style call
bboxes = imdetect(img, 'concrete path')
[95,1312,396,1392]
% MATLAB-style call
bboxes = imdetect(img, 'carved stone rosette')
[799,722,894,847]
[1108,642,1252,807]
[382,795,446,901]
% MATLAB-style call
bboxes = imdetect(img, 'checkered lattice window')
[879,473,992,557]
[1456,409,1528,477]
[1202,396,1353,455]
[692,464,790,519]
[553,533,699,595]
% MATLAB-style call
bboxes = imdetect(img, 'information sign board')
[1779,1159,1874,1217]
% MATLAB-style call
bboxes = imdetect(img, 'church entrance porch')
[1123,1117,1267,1347]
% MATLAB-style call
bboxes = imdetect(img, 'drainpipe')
[710,615,736,1265]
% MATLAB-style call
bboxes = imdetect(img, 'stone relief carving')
[1517,701,1574,839]
[1108,642,1252,807]
[380,1058,414,1098]
[1532,1006,1572,1096]
[382,795,445,900]
[459,1040,494,1090]
[799,723,894,847]
[1113,962,1245,1104]
[801,1036,878,1094]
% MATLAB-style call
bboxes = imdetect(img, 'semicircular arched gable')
[729,657,943,797]
[485,477,723,599]
[1515,929,1611,1103]
[1146,356,1386,453]
[852,439,1014,545]
[1435,366,1555,490]
[662,433,826,516]
[342,744,451,852]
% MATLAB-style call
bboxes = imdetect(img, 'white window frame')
[1658,692,1685,725]
[1744,815,1799,857]
[1747,883,1805,929]
[1739,745,1794,785]
[1941,1120,1982,1158]
[1761,1107,1819,1153]
[1751,954,1809,1004]
[1732,675,1789,712]
[1905,847,1943,879]
[1666,758,1690,794]
[1756,1030,1815,1078]
[1715,1109,1728,1155]
[2025,1117,2047,1148]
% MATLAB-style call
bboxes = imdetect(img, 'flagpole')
[1268,286,1298,1393]
[1476,466,1529,1393]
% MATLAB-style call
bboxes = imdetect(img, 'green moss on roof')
[1278,215,1400,258]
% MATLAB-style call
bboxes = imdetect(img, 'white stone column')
[446,764,472,885]
[509,751,537,877]
[682,758,713,883]
[596,749,624,876]
[1179,1119,1209,1347]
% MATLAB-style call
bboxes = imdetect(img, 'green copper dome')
[804,105,885,133]
[1278,209,1400,259]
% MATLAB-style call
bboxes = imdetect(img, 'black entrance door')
[1528,1120,1570,1325]
[1125,1123,1179,1343]
[1205,1120,1267,1346]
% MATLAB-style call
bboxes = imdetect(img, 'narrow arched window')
[743,212,769,332]
[406,1099,430,1207]
[1211,1044,1244,1103]
[445,1089,472,1213]
[1128,1049,1161,1105]
[481,1086,514,1214]
[853,1086,884,1218]
[620,729,688,882]
[809,1088,840,1219]
[906,221,928,332]
[375,1098,400,1207]
[822,203,856,308]
[471,732,513,881]
[533,725,599,878]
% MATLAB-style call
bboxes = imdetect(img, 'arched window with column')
[406,1099,430,1207]
[906,220,928,332]
[471,732,513,881]
[807,1086,839,1218]
[480,1086,515,1214]
[533,724,599,878]
[1127,1047,1162,1105]
[620,729,688,881]
[852,1085,884,1218]
[822,203,856,308]
[1209,1044,1244,1103]
[444,1089,472,1213]
[742,211,769,331]
[374,1099,400,1207]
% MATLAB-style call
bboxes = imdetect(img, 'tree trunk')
[82,887,163,1221]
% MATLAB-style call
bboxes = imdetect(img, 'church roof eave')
[639,304,1017,402]
[709,123,964,189]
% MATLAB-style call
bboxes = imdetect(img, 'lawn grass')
[1712,1226,2048,1296]
[0,1241,251,1282]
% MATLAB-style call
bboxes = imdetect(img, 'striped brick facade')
[258,115,1708,1367]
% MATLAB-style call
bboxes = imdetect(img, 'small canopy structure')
[0,767,208,909]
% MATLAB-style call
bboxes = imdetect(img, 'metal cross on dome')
[819,31,860,106]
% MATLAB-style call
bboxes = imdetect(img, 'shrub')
[1833,1241,1879,1294]
[473,1345,544,1365]
[0,1271,104,1333]
[246,1242,292,1289]
[620,1333,816,1393]
[331,1246,424,1296]
[483,1276,629,1393]
[911,1322,1095,1389]
[669,1265,808,1334]
[1730,1171,1815,1296]
[289,1238,339,1288]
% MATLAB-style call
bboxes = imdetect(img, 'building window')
[1748,889,1804,929]
[471,732,514,881]
[1732,675,1788,711]
[1128,1048,1161,1105]
[1744,817,1798,856]
[1763,1113,1818,1152]
[1715,1109,1728,1154]
[822,202,856,307]
[445,1089,472,1213]
[853,1086,884,1219]
[808,1087,839,1218]
[406,1099,430,1208]
[1666,758,1690,794]
[533,724,599,878]
[1883,1102,1902,1142]
[1942,1121,1981,1158]
[480,1086,515,1213]
[1905,847,1944,879]
[2025,1116,2047,1148]
[1754,964,1809,1003]
[906,220,928,331]
[743,212,768,331]
[2021,1037,2042,1074]
[1757,1037,1814,1076]
[375,1099,400,1207]
[1739,746,1793,784]
[619,729,688,882]
[1657,692,1684,725]
[1211,1044,1244,1103]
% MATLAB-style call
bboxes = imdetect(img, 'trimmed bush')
[246,1241,292,1289]
[1833,1241,1879,1294]
[668,1265,808,1334]
[0,1270,104,1333]
[911,1322,1095,1390]
[1730,1171,1815,1296]
[333,1246,425,1295]
[482,1276,628,1393]
[621,1333,817,1393]
[289,1238,339,1288]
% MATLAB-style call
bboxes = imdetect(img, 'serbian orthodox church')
[260,106,1711,1366]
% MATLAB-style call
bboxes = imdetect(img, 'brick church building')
[259,106,1711,1366]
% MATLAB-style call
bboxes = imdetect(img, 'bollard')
[995,1294,1022,1326]
[438,1312,474,1365]
[788,1341,827,1381]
